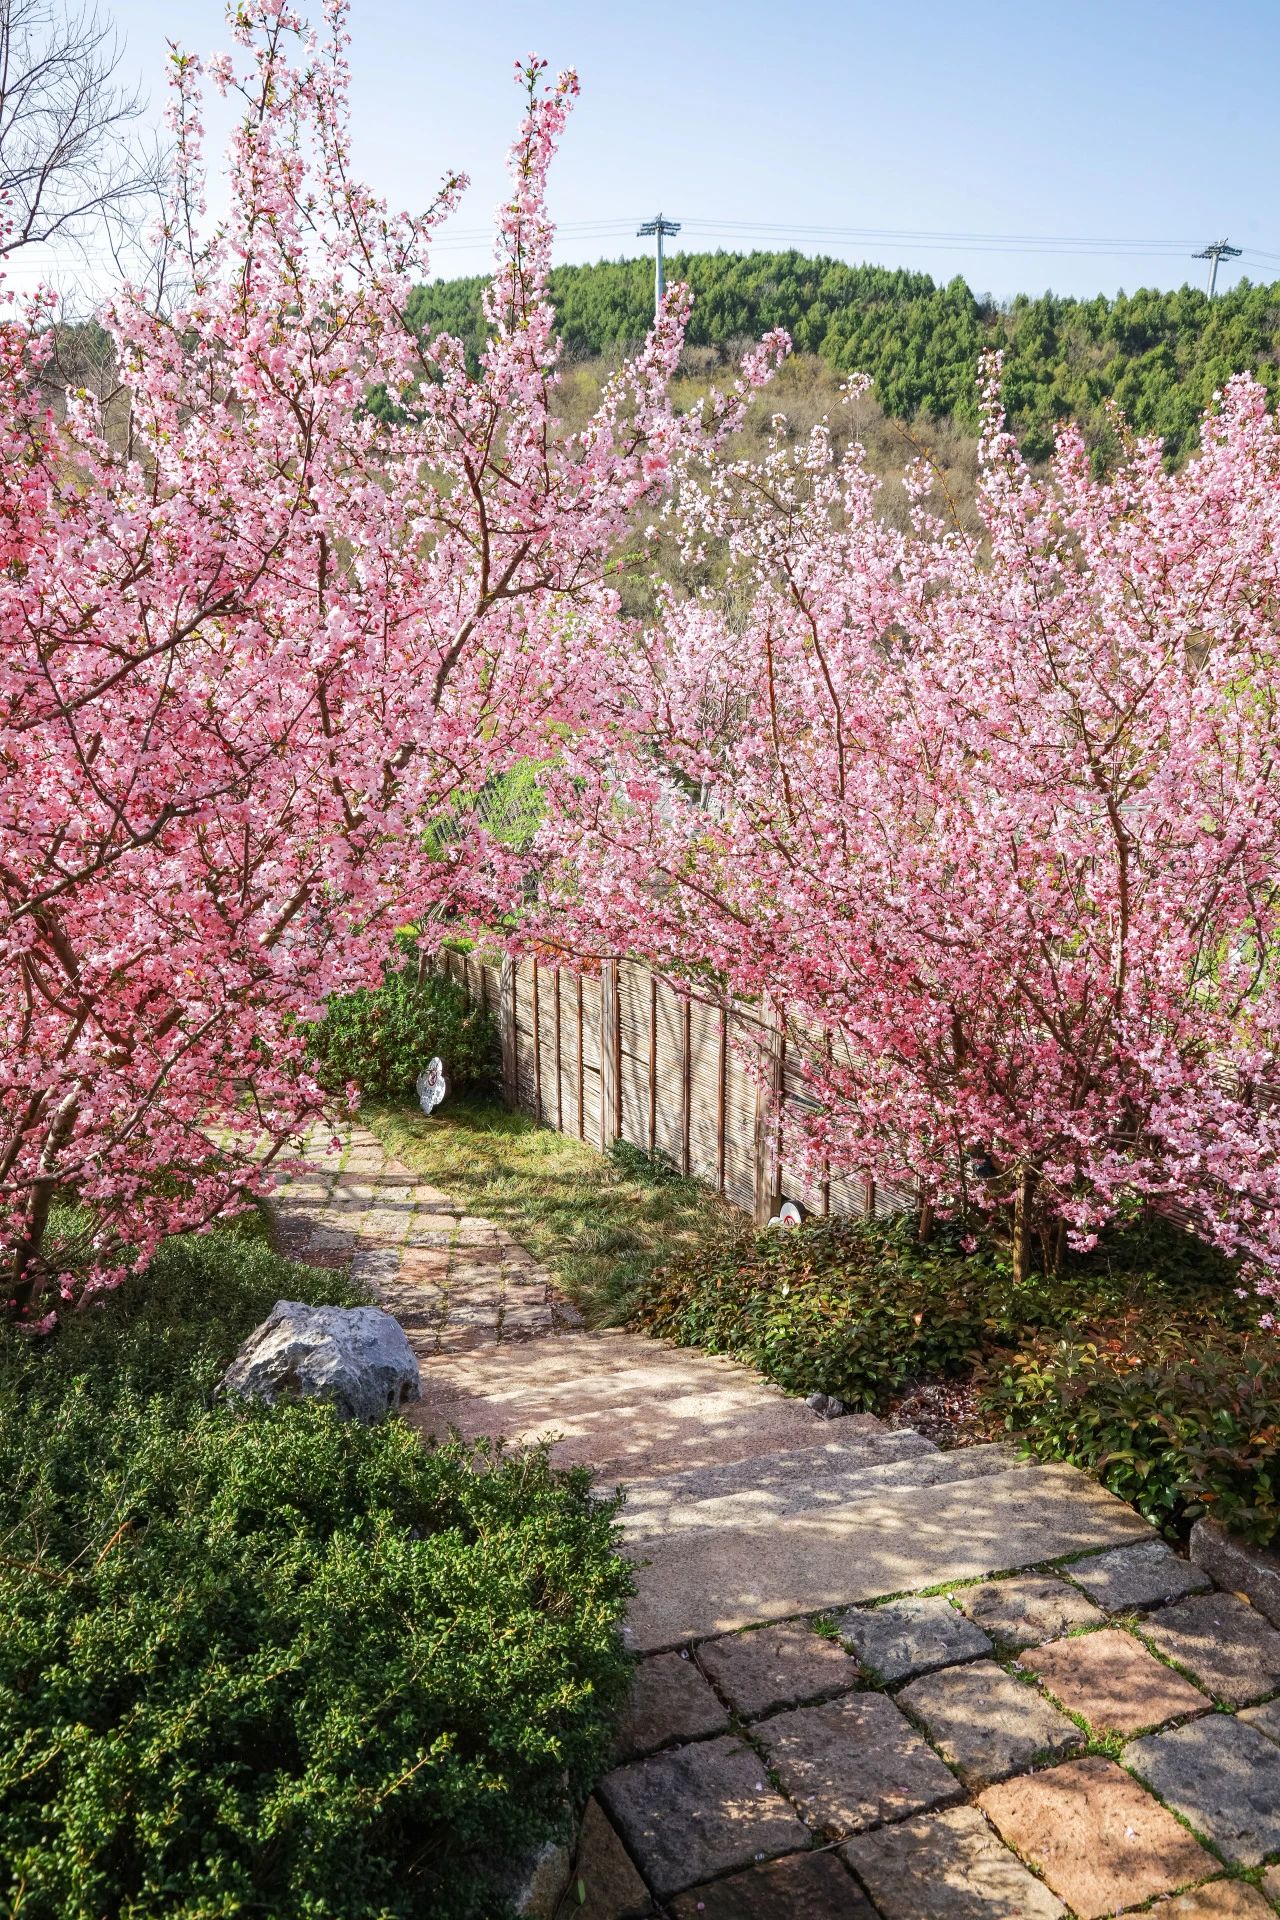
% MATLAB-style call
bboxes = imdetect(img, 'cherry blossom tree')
[534,369,1280,1286]
[0,0,780,1318]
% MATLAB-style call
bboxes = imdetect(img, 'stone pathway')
[273,1122,1280,1920]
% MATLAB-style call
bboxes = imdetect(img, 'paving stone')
[627,1461,1153,1650]
[598,1735,810,1899]
[755,1690,963,1835]
[667,1851,873,1919]
[1125,1713,1280,1866]
[979,1754,1216,1919]
[565,1797,652,1919]
[612,1652,729,1761]
[1191,1519,1280,1629]
[897,1658,1079,1787]
[1151,1885,1277,1917]
[1024,1626,1210,1735]
[697,1623,859,1719]
[1239,1696,1280,1745]
[397,1248,452,1283]
[835,1595,992,1683]
[1142,1592,1280,1706]
[1264,1865,1280,1906]
[952,1573,1104,1648]
[1066,1538,1212,1612]
[843,1803,1067,1919]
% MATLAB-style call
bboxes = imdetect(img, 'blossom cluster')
[534,362,1280,1284]
[0,2,778,1314]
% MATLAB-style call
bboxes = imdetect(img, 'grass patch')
[0,1219,633,1919]
[365,1093,735,1323]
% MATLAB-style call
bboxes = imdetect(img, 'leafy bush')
[640,1208,1278,1545]
[638,1219,997,1407]
[0,1227,632,1919]
[637,1213,1254,1413]
[982,1335,1280,1547]
[309,959,498,1100]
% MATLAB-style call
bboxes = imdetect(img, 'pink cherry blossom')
[0,2,779,1317]
[534,359,1280,1291]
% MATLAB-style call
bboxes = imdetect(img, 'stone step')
[622,1461,1156,1653]
[622,1424,935,1502]
[408,1330,881,1481]
[622,1441,1031,1543]
[422,1328,818,1396]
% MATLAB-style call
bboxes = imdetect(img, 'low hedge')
[637,1212,1254,1412]
[0,1227,631,1919]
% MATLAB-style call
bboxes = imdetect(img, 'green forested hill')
[407,251,1280,465]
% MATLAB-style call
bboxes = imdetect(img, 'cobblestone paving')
[271,1122,1280,1920]
[271,1120,581,1354]
[574,1540,1280,1919]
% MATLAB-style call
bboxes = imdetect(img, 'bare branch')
[0,0,164,263]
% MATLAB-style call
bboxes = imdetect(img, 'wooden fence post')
[531,959,542,1124]
[600,960,621,1148]
[554,969,563,1132]
[681,993,692,1176]
[716,1007,728,1194]
[499,954,517,1106]
[753,997,785,1227]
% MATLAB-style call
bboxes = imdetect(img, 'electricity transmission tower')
[638,213,681,317]
[1193,238,1242,298]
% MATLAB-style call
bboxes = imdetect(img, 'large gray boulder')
[220,1299,421,1423]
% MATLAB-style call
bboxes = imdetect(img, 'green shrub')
[309,960,498,1100]
[638,1218,996,1407]
[640,1205,1276,1546]
[0,1226,632,1919]
[637,1213,1254,1413]
[980,1335,1280,1548]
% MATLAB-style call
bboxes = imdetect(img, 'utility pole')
[1192,238,1242,298]
[637,212,681,318]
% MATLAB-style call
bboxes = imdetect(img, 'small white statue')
[767,1199,803,1231]
[416,1056,447,1116]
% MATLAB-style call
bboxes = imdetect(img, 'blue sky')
[42,0,1280,302]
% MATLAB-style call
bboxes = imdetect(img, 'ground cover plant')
[0,1221,633,1920]
[637,1211,1278,1544]
[983,1332,1279,1549]
[368,1094,731,1323]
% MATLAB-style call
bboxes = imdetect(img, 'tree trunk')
[10,1086,80,1319]
[1011,1164,1037,1285]
[917,1194,935,1244]
[1042,1216,1067,1279]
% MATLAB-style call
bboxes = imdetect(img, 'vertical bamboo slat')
[499,954,516,1102]
[753,996,785,1227]
[531,959,542,1123]
[576,973,585,1140]
[554,969,563,1132]
[600,960,621,1147]
[648,974,658,1154]
[716,1007,728,1194]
